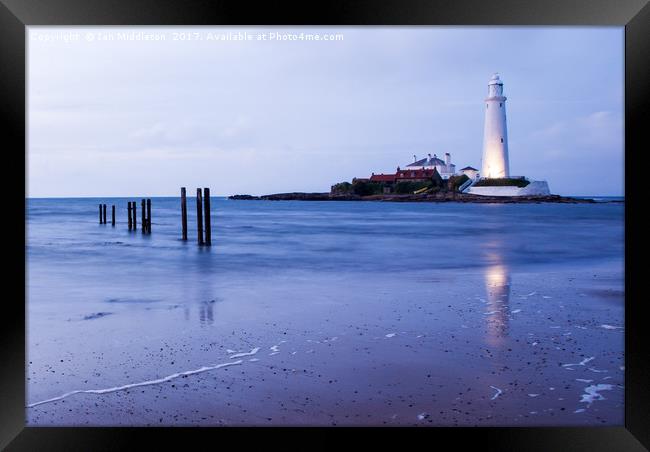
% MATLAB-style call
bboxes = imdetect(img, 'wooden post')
[111,205,115,226]
[102,204,107,224]
[181,187,188,241]
[204,188,211,246]
[147,198,152,234]
[132,200,137,230]
[141,199,146,233]
[196,188,204,245]
[99,204,103,224]
[128,202,132,230]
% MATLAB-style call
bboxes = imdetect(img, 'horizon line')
[25,194,626,199]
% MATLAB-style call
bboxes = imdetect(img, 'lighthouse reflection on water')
[483,243,512,347]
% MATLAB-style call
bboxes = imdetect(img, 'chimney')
[413,155,417,162]
[445,152,451,166]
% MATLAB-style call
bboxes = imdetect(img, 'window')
[500,103,502,107]
[500,138,503,143]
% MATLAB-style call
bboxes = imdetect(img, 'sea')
[26,197,625,426]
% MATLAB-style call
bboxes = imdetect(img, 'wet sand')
[27,263,624,426]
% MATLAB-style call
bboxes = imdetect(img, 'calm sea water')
[26,197,625,426]
[27,197,624,281]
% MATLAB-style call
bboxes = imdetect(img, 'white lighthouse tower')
[466,73,552,197]
[481,73,510,179]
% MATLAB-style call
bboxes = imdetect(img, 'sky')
[27,26,624,197]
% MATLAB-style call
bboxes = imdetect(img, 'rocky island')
[228,192,603,204]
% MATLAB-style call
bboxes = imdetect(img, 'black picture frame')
[2,0,647,449]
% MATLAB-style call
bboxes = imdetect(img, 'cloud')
[27,26,623,197]
[531,110,622,157]
[531,121,568,140]
[127,116,254,150]
[576,111,623,148]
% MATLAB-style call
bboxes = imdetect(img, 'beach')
[26,198,624,426]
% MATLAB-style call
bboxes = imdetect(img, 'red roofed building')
[369,167,442,184]
[335,152,475,195]
[395,168,439,181]
[369,173,397,183]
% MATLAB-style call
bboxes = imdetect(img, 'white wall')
[466,180,550,197]
[460,169,479,180]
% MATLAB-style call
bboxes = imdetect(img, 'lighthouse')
[481,73,510,178]
[467,73,551,196]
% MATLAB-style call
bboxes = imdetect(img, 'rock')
[228,192,607,204]
[228,194,261,200]
[83,312,113,320]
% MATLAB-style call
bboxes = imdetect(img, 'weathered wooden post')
[132,200,137,230]
[111,205,115,226]
[102,204,107,224]
[196,188,204,245]
[99,204,103,224]
[181,187,188,241]
[128,202,133,230]
[141,199,146,233]
[147,198,152,234]
[204,188,211,246]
